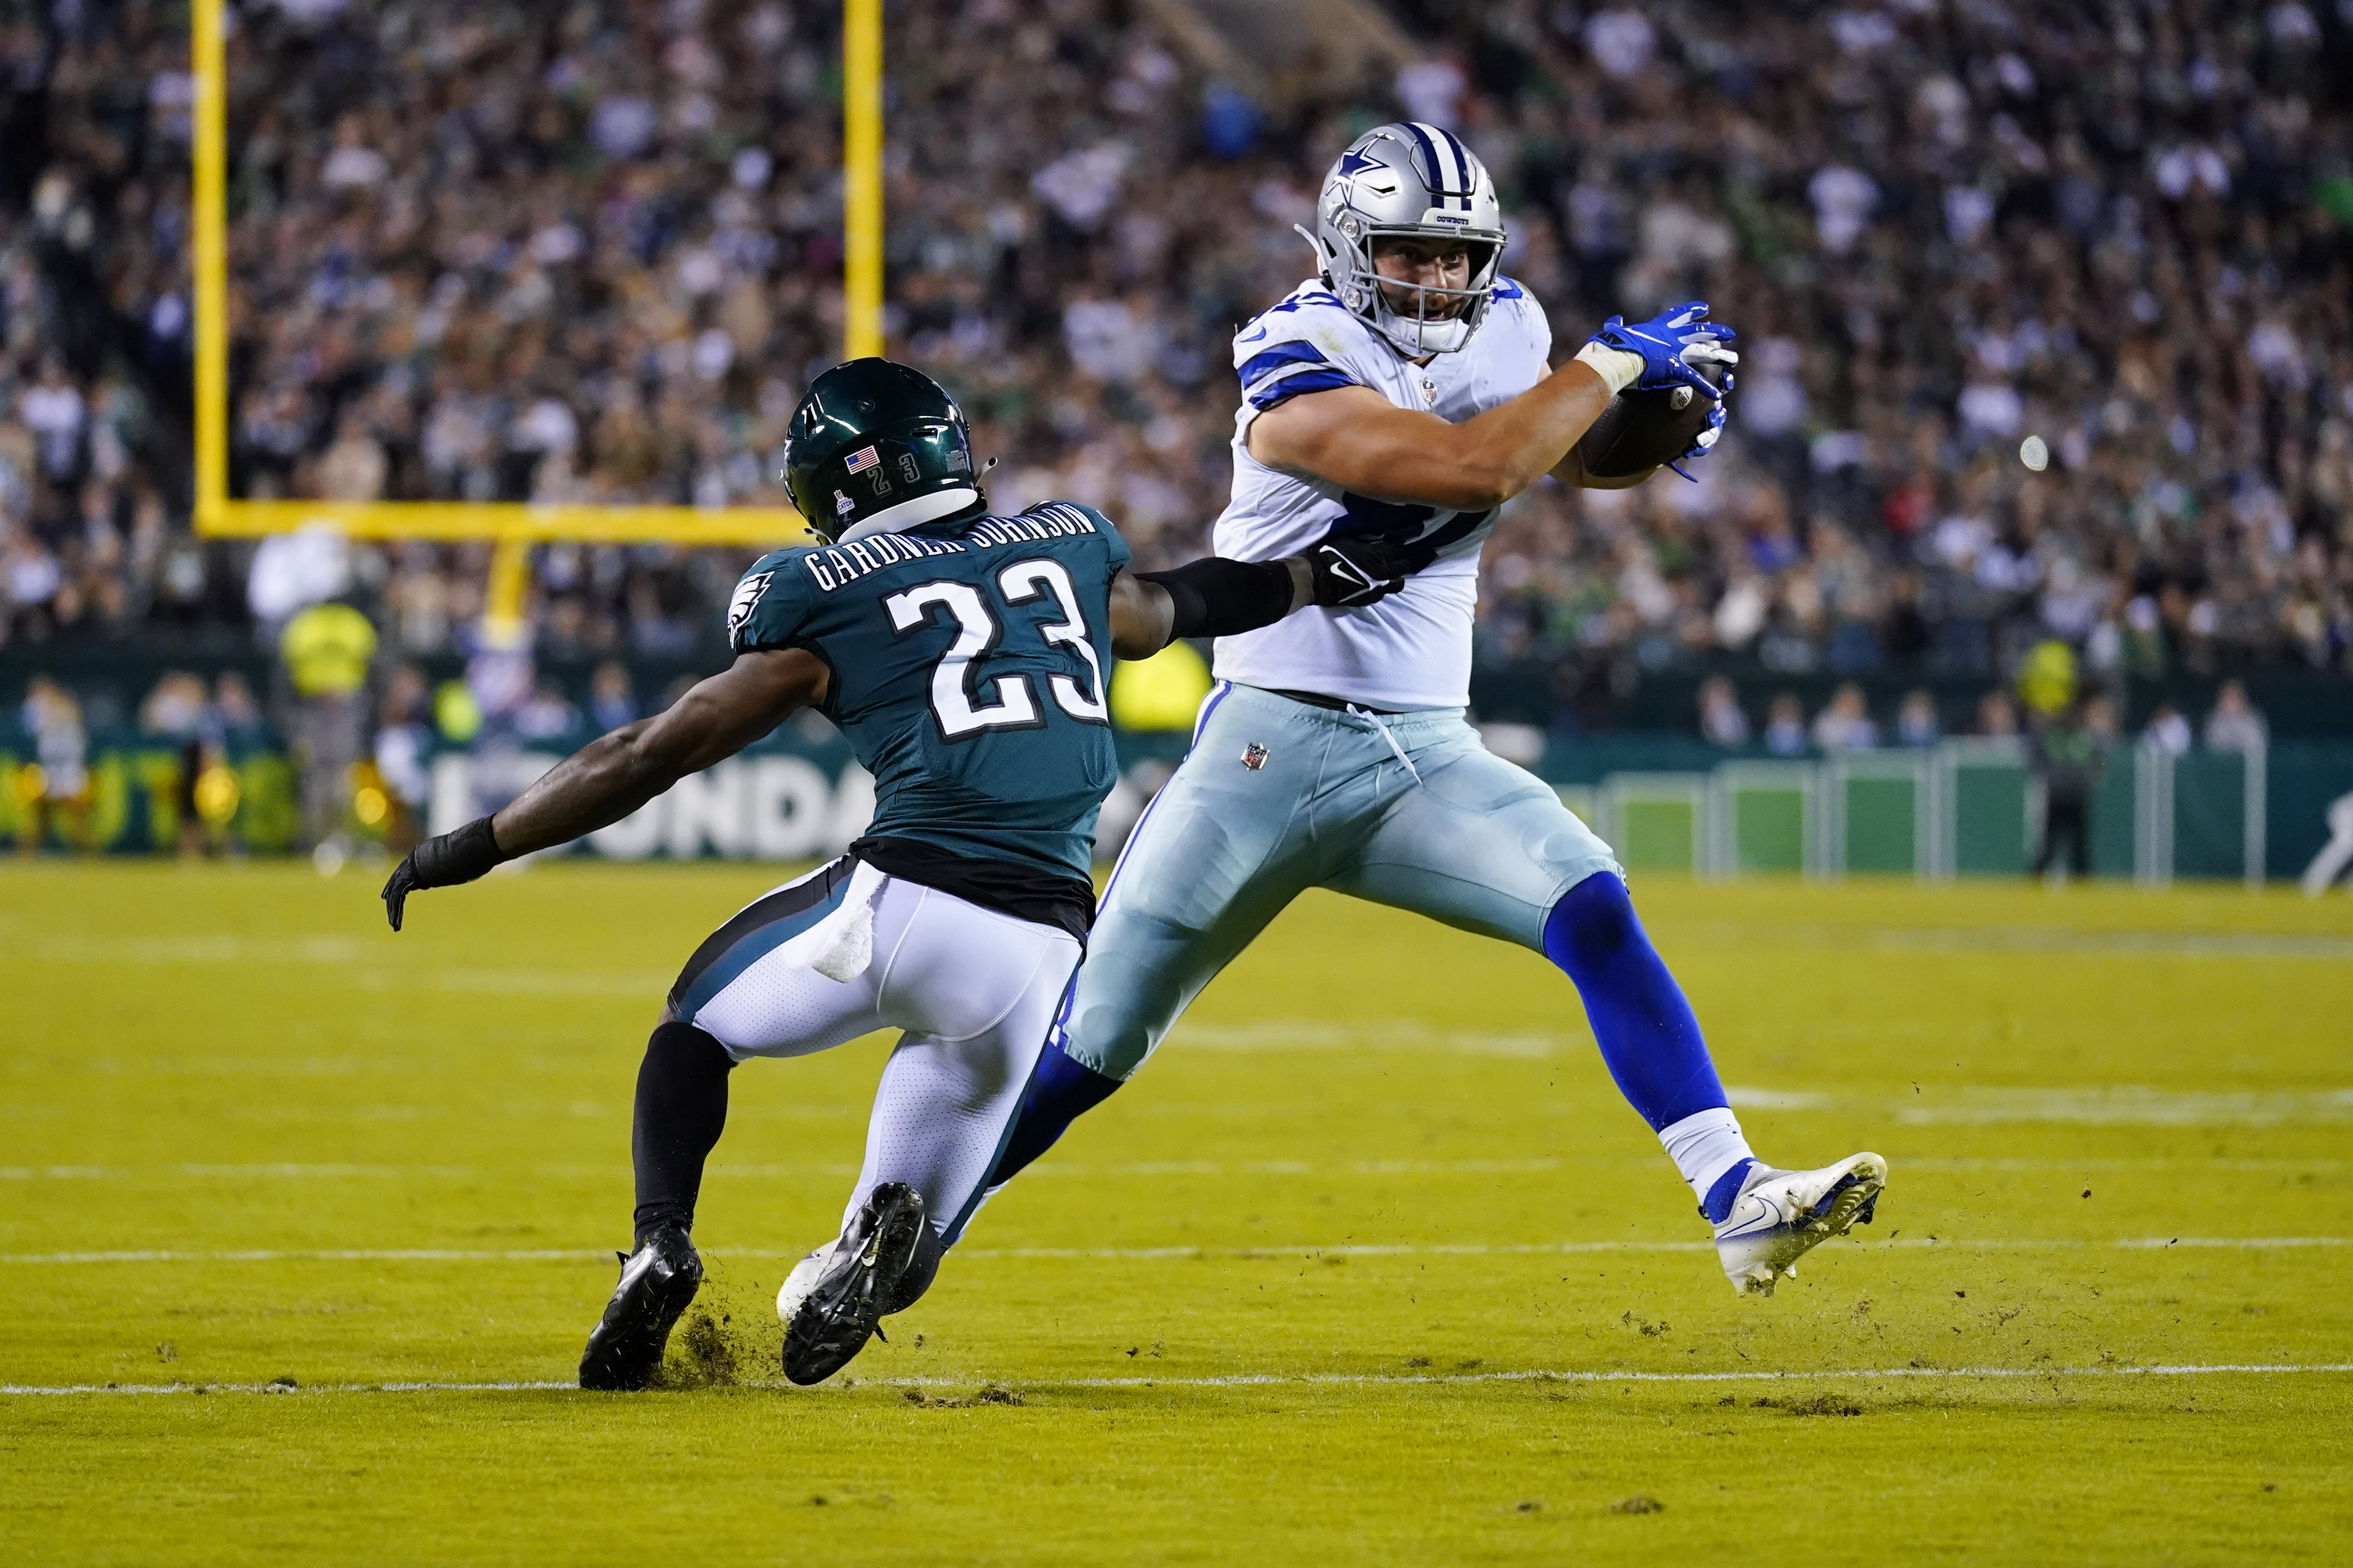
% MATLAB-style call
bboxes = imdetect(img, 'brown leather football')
[1574,373,1725,480]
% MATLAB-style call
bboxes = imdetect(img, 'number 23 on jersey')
[885,556,1109,739]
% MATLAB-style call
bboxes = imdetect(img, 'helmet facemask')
[1304,123,1508,358]
[1355,228,1502,357]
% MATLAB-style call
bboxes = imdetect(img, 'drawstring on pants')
[1348,704,1423,786]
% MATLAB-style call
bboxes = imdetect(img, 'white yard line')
[1722,1086,2353,1125]
[3,1154,2341,1183]
[5,1363,2351,1398]
[33,925,2353,967]
[1671,923,2353,962]
[0,1236,2341,1266]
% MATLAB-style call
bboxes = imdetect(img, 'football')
[1573,371,1726,479]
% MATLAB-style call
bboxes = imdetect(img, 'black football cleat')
[579,1227,703,1391]
[779,1182,932,1386]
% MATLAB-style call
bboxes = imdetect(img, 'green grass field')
[4,861,2350,1564]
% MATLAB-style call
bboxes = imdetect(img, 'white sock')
[1658,1107,1756,1213]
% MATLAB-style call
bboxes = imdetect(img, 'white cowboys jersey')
[1211,274,1552,710]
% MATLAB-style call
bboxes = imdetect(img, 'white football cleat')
[777,1182,935,1385]
[1713,1152,1888,1297]
[776,1239,838,1324]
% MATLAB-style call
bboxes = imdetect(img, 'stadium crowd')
[2,0,2350,744]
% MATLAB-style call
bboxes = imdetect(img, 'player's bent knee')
[646,1019,737,1077]
[1541,871,1640,970]
[1063,995,1159,1080]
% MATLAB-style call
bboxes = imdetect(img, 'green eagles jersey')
[728,502,1132,883]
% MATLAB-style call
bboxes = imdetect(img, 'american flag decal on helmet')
[843,445,881,474]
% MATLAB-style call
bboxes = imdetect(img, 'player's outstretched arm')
[380,648,828,930]
[1249,302,1735,510]
[1249,369,1611,512]
[1105,535,1421,660]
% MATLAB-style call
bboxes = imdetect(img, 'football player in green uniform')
[380,359,1415,1390]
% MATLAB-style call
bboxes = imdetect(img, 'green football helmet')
[781,359,984,543]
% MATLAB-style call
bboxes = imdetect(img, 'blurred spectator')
[1811,683,1879,751]
[588,661,638,733]
[461,633,544,818]
[374,665,434,850]
[1762,693,1807,757]
[139,670,209,739]
[18,675,91,853]
[2029,700,2110,881]
[432,679,482,746]
[1975,690,2020,739]
[2017,640,2078,723]
[1881,574,1931,668]
[248,527,354,633]
[1696,675,1749,747]
[140,670,223,857]
[515,683,581,743]
[1895,690,1941,750]
[280,600,378,849]
[466,636,536,740]
[1,0,2347,707]
[2144,702,2193,757]
[215,673,262,734]
[2202,681,2270,753]
[2085,693,2119,749]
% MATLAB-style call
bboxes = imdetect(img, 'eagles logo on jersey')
[727,571,772,639]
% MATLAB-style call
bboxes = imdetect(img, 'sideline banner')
[6,719,2343,881]
[427,739,876,862]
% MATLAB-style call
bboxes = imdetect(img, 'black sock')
[630,1021,736,1245]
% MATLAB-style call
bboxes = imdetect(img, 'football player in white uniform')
[979,122,1888,1296]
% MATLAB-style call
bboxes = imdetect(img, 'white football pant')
[676,858,1079,1241]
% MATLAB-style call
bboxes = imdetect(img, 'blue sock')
[1542,874,1755,1223]
[985,1040,1122,1193]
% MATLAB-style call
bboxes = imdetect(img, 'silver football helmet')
[1300,122,1507,356]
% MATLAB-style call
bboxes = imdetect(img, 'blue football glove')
[1666,373,1733,483]
[1588,301,1739,392]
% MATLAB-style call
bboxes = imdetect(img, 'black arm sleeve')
[1135,557,1296,640]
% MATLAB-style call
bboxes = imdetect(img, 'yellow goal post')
[188,0,888,627]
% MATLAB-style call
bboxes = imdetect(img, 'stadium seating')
[0,0,2347,771]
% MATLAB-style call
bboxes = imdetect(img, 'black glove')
[1303,533,1419,608]
[381,816,506,932]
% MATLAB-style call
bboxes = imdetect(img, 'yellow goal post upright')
[188,0,889,630]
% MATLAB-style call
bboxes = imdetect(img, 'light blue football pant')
[1063,682,1624,1081]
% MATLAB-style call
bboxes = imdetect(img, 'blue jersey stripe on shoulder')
[1492,276,1527,301]
[1238,340,1329,385]
[1256,288,1341,319]
[1246,366,1358,411]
